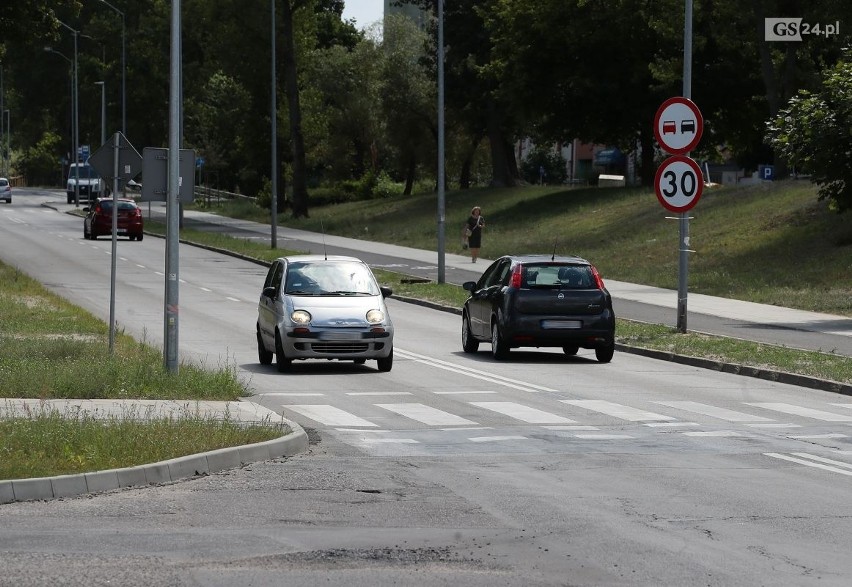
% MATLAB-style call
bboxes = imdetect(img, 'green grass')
[0,263,287,480]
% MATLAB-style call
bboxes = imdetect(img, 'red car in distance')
[83,198,144,241]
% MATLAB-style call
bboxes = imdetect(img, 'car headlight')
[366,309,384,324]
[291,310,311,324]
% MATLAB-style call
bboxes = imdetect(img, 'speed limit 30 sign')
[654,155,703,212]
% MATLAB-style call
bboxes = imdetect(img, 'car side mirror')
[462,281,477,292]
[82,207,90,212]
[262,286,277,299]
[380,286,393,299]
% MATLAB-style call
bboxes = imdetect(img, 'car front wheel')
[275,330,292,372]
[376,350,393,372]
[491,319,509,360]
[562,345,579,356]
[462,312,479,353]
[257,327,273,365]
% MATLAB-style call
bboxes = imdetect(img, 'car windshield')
[284,261,380,296]
[522,263,594,289]
[71,164,100,180]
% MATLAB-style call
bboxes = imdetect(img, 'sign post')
[653,91,703,332]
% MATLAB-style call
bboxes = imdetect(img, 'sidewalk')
[0,399,307,505]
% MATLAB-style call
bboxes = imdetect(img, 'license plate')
[116,229,128,234]
[541,320,582,329]
[319,331,360,340]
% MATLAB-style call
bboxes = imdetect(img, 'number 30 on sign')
[654,155,704,213]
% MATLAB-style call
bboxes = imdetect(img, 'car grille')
[310,342,370,354]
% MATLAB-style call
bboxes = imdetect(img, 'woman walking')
[465,206,485,263]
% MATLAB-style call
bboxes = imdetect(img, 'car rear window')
[522,263,594,289]
[0,179,8,187]
[99,201,138,212]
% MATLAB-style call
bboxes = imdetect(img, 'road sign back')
[654,97,703,155]
[88,132,143,181]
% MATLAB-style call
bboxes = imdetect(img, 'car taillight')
[590,265,606,289]
[510,263,523,288]
[134,208,142,217]
[95,205,103,214]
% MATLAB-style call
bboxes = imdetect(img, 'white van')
[66,162,106,204]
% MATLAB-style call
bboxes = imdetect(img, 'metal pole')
[164,0,181,372]
[100,1,126,136]
[1,66,4,176]
[436,0,446,283]
[677,0,693,334]
[270,0,278,248]
[56,22,81,207]
[95,81,106,146]
[109,131,119,353]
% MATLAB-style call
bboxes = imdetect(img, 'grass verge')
[0,262,288,480]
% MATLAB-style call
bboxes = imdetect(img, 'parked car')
[461,254,616,362]
[257,255,395,372]
[83,198,144,240]
[0,178,10,203]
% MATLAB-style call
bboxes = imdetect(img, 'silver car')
[257,255,395,372]
[0,178,11,204]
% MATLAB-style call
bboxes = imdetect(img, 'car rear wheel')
[275,330,292,373]
[491,320,509,360]
[562,345,579,356]
[257,326,273,365]
[376,350,393,372]
[462,312,479,353]
[595,341,615,363]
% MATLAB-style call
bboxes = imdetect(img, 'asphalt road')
[2,189,852,586]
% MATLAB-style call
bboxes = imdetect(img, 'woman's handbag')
[461,224,471,249]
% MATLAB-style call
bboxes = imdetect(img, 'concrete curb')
[0,420,308,505]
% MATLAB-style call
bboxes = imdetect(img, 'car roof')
[96,197,137,203]
[275,255,368,264]
[501,254,591,265]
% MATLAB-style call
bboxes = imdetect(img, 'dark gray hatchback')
[462,255,616,362]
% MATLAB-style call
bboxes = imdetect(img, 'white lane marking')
[470,401,575,424]
[747,403,852,422]
[179,279,186,284]
[682,430,742,437]
[136,264,146,268]
[395,348,555,393]
[347,391,412,396]
[792,453,852,469]
[155,271,164,276]
[120,257,128,261]
[655,400,774,422]
[439,426,491,431]
[542,425,599,431]
[199,287,212,292]
[561,400,674,422]
[574,434,634,440]
[789,433,848,439]
[226,297,240,302]
[765,453,852,477]
[282,404,377,427]
[375,403,477,426]
[433,390,497,395]
[362,438,419,444]
[746,423,800,429]
[644,422,700,428]
[469,435,527,443]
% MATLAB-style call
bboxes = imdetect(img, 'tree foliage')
[766,48,852,213]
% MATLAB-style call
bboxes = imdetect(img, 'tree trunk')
[282,1,310,218]
[486,98,519,188]
[403,154,415,196]
[639,127,655,187]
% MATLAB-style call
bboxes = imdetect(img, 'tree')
[766,49,852,213]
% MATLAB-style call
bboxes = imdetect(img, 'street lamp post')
[99,0,126,136]
[2,110,8,177]
[54,19,80,207]
[44,44,78,205]
[95,81,106,146]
